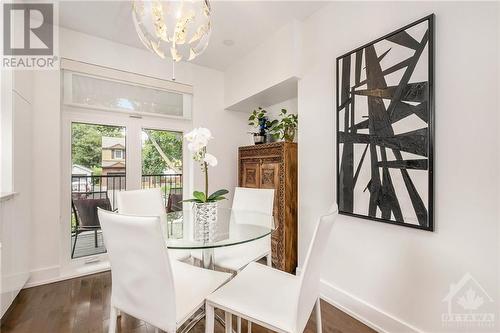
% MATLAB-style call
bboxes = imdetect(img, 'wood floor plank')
[1,272,376,333]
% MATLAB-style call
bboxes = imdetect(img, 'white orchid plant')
[183,127,228,203]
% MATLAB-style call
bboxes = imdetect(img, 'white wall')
[28,26,248,285]
[224,20,302,109]
[0,70,33,315]
[498,2,500,315]
[297,2,499,332]
[497,4,500,320]
[0,71,12,193]
[264,97,298,119]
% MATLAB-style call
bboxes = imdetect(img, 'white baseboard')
[320,279,424,333]
[25,265,62,288]
[25,263,110,289]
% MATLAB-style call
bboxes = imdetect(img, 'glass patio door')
[70,122,127,259]
[141,128,183,211]
[61,60,192,269]
[67,121,185,260]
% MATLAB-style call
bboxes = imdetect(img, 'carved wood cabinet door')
[241,162,260,188]
[238,142,297,273]
[259,162,279,189]
[260,162,280,217]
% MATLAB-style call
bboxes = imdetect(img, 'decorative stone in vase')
[193,202,218,242]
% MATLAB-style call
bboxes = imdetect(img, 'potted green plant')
[183,127,228,240]
[248,107,277,144]
[269,109,298,142]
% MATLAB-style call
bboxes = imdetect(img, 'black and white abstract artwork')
[336,15,434,231]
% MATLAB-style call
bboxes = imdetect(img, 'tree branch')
[144,130,182,174]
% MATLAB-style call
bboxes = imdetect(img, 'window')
[113,149,123,159]
[62,59,193,120]
[62,59,189,268]
[141,128,183,208]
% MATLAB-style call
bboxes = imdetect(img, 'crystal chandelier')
[132,0,212,79]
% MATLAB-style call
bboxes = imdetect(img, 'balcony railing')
[142,174,183,207]
[70,173,182,258]
[71,173,182,210]
[72,174,126,210]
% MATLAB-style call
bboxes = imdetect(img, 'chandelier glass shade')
[132,0,212,63]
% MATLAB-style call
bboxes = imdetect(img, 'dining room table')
[164,207,274,270]
[162,207,274,333]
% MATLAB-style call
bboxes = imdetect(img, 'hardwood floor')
[1,272,376,333]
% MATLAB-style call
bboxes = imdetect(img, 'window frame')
[113,149,124,160]
[61,58,193,121]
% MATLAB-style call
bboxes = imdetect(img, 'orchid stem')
[204,161,208,202]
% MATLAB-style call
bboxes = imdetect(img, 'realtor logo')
[442,273,495,329]
[3,3,53,55]
[2,2,58,69]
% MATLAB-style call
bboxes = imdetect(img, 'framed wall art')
[336,15,434,231]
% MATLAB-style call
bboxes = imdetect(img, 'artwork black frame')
[336,14,434,231]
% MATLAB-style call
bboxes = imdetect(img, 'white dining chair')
[191,187,275,270]
[116,188,190,261]
[98,209,232,333]
[205,205,337,333]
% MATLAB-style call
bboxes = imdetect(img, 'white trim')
[60,58,193,94]
[25,263,111,289]
[320,279,424,333]
[0,191,19,202]
[25,265,62,288]
[62,71,193,121]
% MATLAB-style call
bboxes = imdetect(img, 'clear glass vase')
[193,202,218,242]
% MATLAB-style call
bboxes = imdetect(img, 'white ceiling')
[58,1,326,71]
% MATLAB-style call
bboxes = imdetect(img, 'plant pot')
[284,128,296,142]
[193,202,218,242]
[253,133,266,144]
[265,133,276,143]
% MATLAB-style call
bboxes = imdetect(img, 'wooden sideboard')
[238,142,297,273]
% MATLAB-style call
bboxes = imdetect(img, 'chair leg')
[71,231,79,259]
[315,298,322,333]
[266,253,272,266]
[248,321,252,333]
[109,306,118,333]
[205,302,215,333]
[225,312,232,333]
[94,229,99,248]
[237,317,241,333]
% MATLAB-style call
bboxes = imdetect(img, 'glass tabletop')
[164,208,274,249]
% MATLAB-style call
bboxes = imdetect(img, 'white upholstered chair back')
[295,205,337,333]
[231,187,274,228]
[117,188,167,223]
[98,209,177,333]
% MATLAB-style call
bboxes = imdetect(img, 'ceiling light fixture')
[132,0,212,80]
